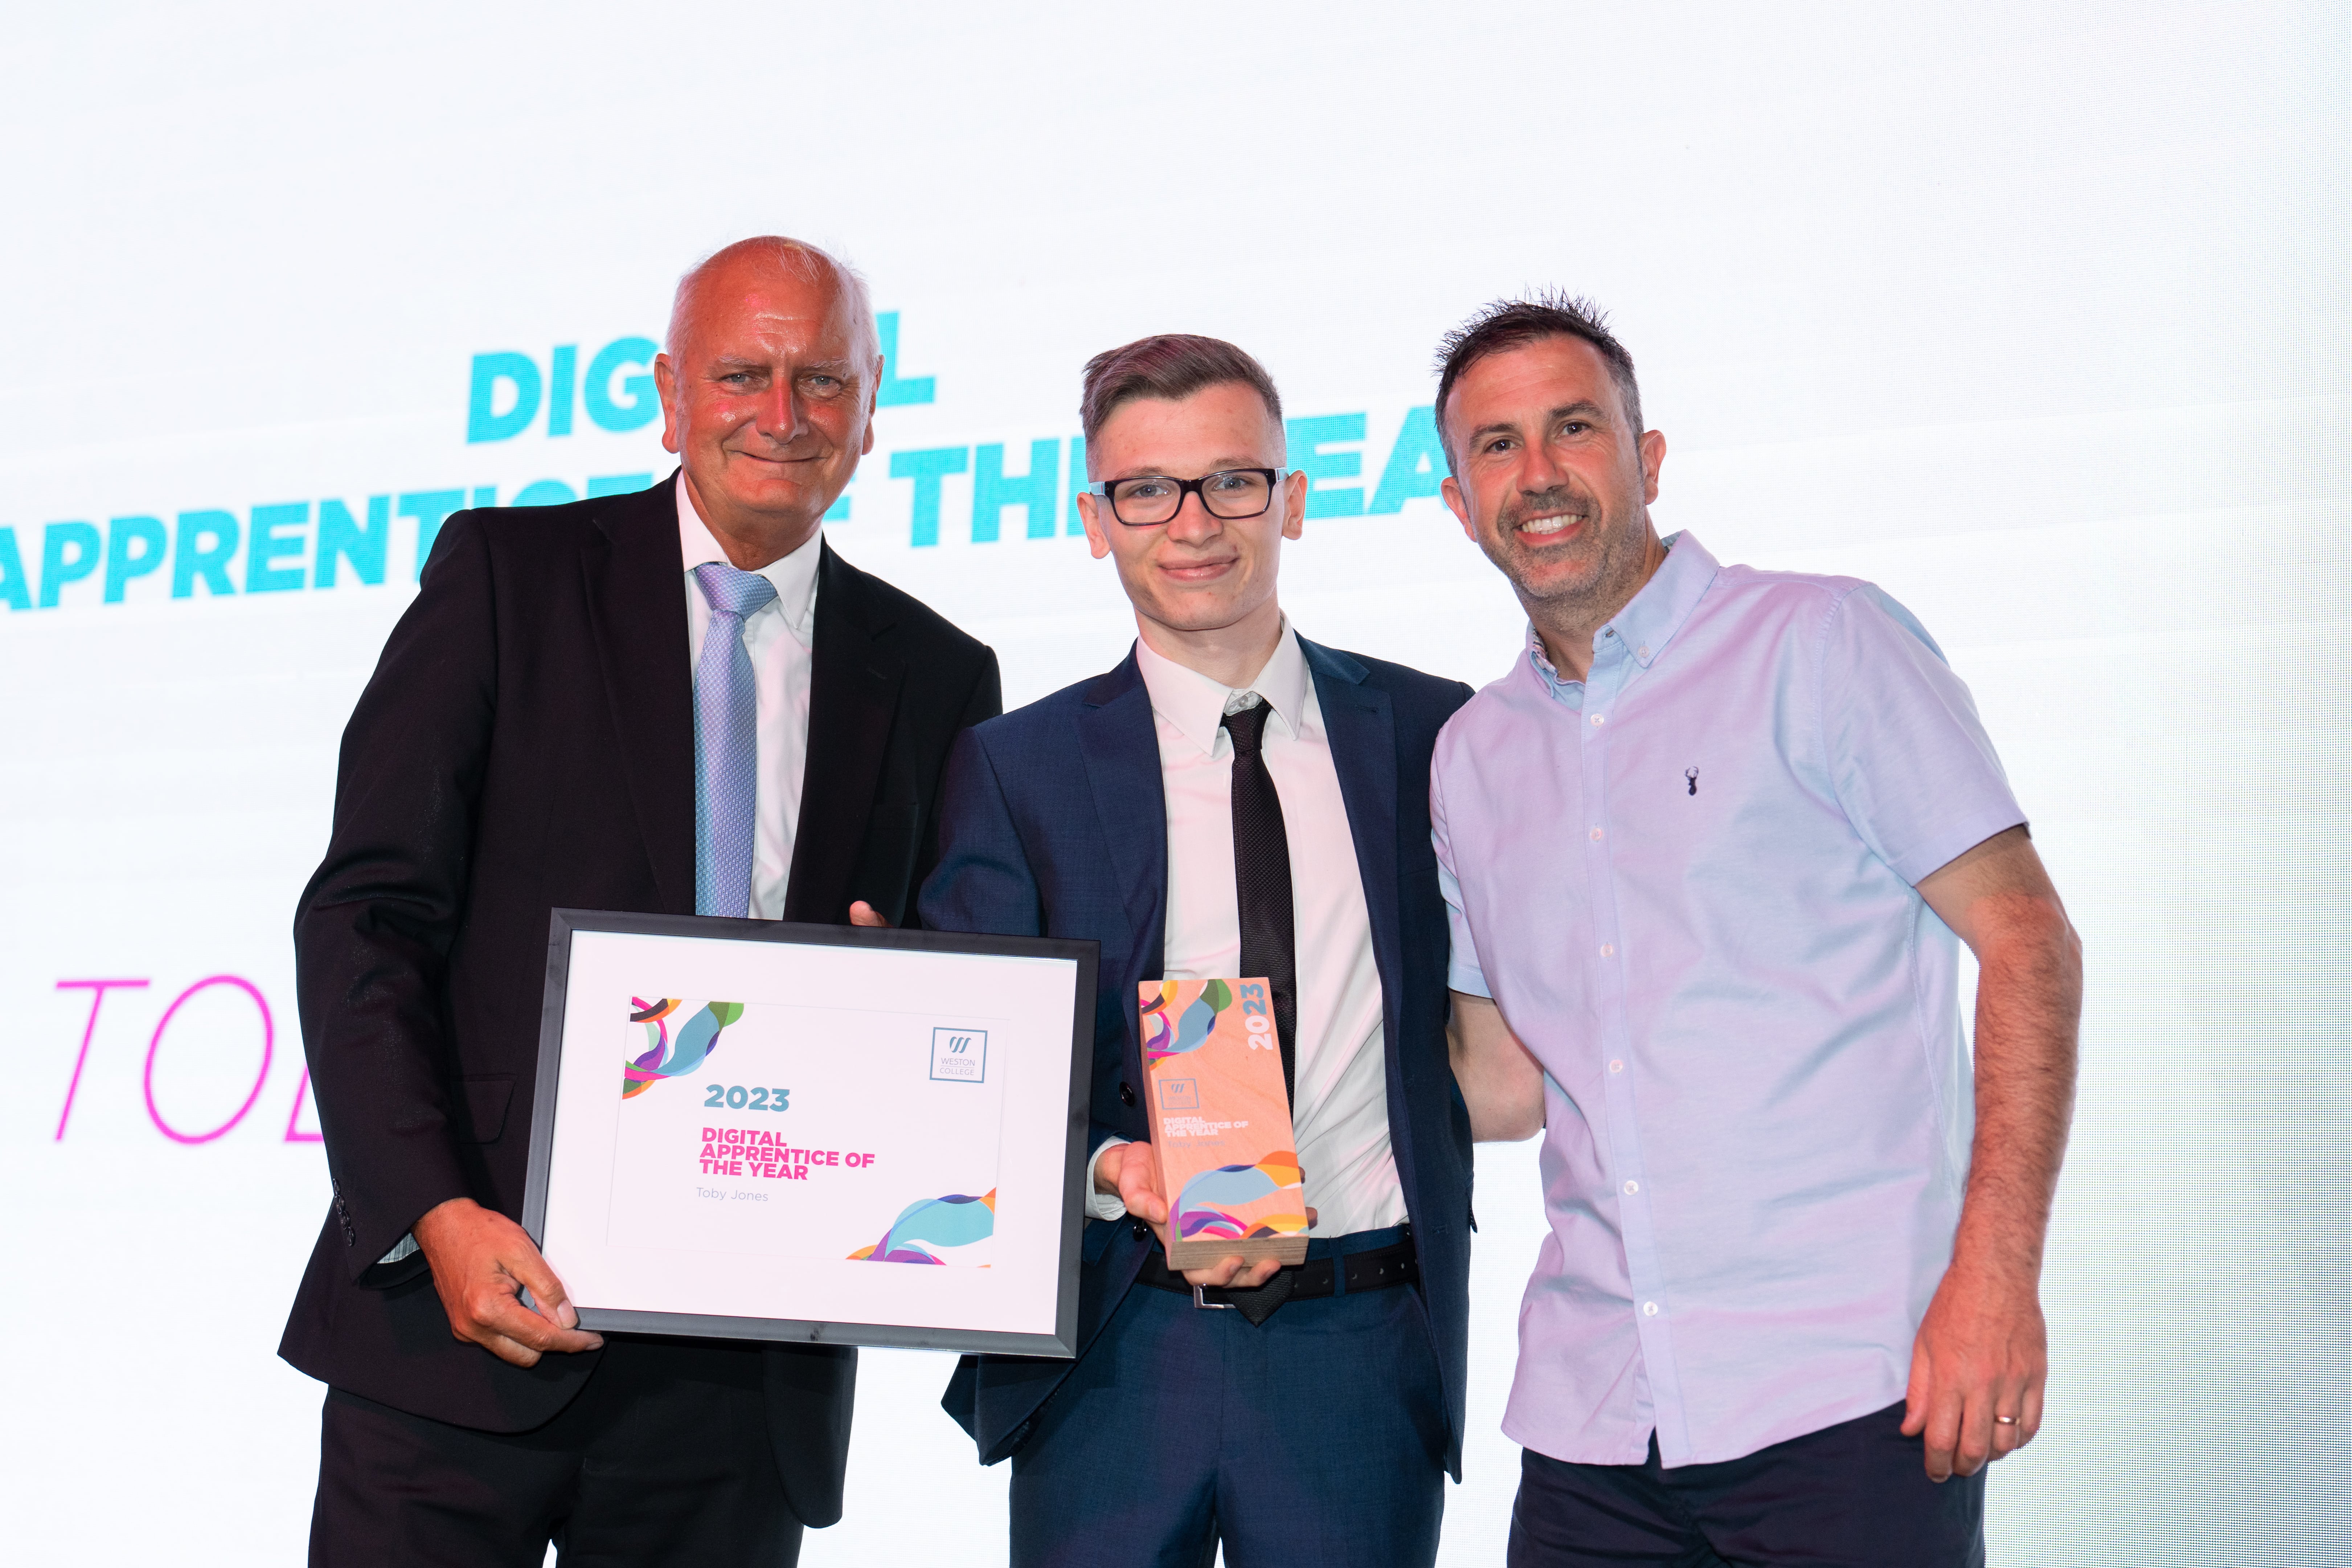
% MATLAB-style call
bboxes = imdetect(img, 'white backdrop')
[1,3,2345,1562]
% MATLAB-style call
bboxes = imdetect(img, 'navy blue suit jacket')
[919,637,1476,1477]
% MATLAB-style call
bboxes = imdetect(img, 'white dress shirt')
[1089,622,1406,1239]
[372,478,825,1270]
[677,472,823,920]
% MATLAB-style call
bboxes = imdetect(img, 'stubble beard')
[1482,481,1649,628]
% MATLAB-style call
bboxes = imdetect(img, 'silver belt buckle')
[1191,1283,1234,1310]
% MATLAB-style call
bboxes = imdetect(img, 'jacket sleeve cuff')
[355,1235,433,1291]
[334,1146,473,1285]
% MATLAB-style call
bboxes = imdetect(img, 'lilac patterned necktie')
[692,561,777,917]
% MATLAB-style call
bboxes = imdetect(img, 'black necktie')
[1221,698,1297,1107]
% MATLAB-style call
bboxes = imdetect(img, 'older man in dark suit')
[280,236,1000,1566]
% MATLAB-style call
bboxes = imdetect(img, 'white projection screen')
[1,4,2344,1562]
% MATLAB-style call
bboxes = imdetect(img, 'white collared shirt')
[677,472,823,920]
[1088,622,1406,1239]
[370,477,826,1270]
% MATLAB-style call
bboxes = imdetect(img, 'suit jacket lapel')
[783,541,905,922]
[1077,650,1169,1000]
[1302,638,1420,1199]
[582,479,697,913]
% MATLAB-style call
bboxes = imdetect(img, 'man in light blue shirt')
[1431,295,2083,1567]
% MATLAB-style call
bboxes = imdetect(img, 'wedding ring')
[1993,1415,2020,1425]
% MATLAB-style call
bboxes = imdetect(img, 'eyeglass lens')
[1110,470,1273,525]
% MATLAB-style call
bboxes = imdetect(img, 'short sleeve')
[1431,764,1493,997]
[1820,584,2027,886]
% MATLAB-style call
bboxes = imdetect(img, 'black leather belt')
[1135,1229,1418,1325]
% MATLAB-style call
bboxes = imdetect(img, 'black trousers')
[1508,1400,1987,1568]
[310,1338,802,1568]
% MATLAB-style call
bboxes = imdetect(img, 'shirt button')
[1623,1179,1639,1195]
[1600,943,1615,957]
[1636,646,1650,659]
[1643,1301,1660,1317]
[1609,1059,1624,1073]
[1589,828,1604,841]
[1591,713,1605,726]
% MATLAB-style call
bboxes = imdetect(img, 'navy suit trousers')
[1507,1399,1987,1568]
[1009,1226,1449,1568]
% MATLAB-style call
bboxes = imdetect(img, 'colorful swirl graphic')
[1141,979,1231,1067]
[847,1188,997,1264]
[621,998,743,1099]
[1172,1151,1308,1242]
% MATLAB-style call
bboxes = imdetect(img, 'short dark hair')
[1079,333,1284,459]
[1433,294,1642,463]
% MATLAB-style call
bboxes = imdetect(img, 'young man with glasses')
[917,335,1477,1565]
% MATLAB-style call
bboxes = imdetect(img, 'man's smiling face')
[655,249,876,545]
[1439,334,1664,620]
[1078,380,1306,641]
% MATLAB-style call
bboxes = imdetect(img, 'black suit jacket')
[276,474,1000,1527]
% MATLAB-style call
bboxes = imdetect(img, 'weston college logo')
[929,1027,987,1084]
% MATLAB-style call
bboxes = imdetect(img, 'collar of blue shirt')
[1134,617,1311,757]
[1527,531,1721,700]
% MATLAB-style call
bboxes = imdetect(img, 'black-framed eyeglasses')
[1086,468,1288,527]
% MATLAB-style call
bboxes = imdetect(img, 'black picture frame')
[522,907,1099,1357]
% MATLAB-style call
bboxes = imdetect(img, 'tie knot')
[693,561,779,620]
[1221,696,1272,758]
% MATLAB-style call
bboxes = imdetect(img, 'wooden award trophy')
[1139,977,1309,1269]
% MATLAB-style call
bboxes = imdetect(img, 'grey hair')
[667,236,880,366]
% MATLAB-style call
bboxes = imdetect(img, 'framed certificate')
[522,909,1097,1357]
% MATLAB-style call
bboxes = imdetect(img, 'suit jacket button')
[1131,1218,1151,1241]
[1119,1081,1136,1107]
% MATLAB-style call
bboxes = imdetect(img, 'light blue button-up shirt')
[1432,533,2025,1468]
